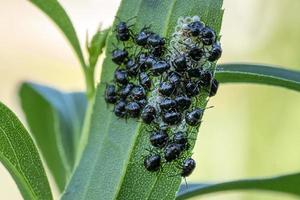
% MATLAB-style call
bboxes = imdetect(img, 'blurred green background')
[0,0,300,199]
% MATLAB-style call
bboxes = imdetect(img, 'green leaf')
[28,0,86,69]
[87,28,110,69]
[0,101,53,200]
[62,0,224,200]
[19,82,87,191]
[176,172,300,199]
[216,63,300,92]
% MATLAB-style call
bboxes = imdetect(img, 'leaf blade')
[0,101,53,200]
[62,0,224,199]
[216,63,300,91]
[176,172,300,199]
[28,0,86,68]
[19,82,87,191]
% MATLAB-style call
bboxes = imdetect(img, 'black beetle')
[201,27,216,45]
[159,97,177,111]
[114,69,128,85]
[144,154,161,172]
[151,61,171,76]
[175,95,191,111]
[188,46,203,61]
[181,158,196,177]
[149,130,169,148]
[184,80,200,97]
[173,131,189,150]
[158,82,175,96]
[209,78,219,97]
[114,100,127,118]
[141,105,156,124]
[126,59,139,77]
[125,101,141,118]
[172,55,188,72]
[105,84,118,104]
[119,83,134,99]
[111,48,128,65]
[162,111,181,125]
[185,108,203,126]
[208,43,222,62]
[130,85,146,101]
[139,72,152,90]
[187,21,204,36]
[164,143,182,162]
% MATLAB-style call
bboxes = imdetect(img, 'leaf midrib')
[142,0,177,198]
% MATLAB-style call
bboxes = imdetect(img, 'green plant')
[0,0,300,199]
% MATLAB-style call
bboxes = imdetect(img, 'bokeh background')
[0,0,300,199]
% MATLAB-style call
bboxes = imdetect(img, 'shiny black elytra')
[126,59,139,77]
[185,108,203,126]
[114,69,128,85]
[111,48,128,65]
[187,68,202,78]
[209,78,219,97]
[141,105,156,124]
[199,70,213,87]
[119,83,134,99]
[139,72,152,90]
[149,130,169,148]
[181,158,196,177]
[104,84,118,104]
[188,46,203,61]
[151,60,170,76]
[125,102,141,118]
[208,43,222,62]
[184,80,200,97]
[201,27,216,45]
[168,71,182,86]
[173,131,189,150]
[147,33,165,47]
[172,55,188,72]
[175,95,191,111]
[130,85,146,101]
[137,54,155,72]
[159,97,177,111]
[144,154,161,172]
[135,28,152,46]
[162,111,181,125]
[114,100,127,118]
[158,82,175,96]
[164,143,182,162]
[115,20,133,42]
[187,21,204,37]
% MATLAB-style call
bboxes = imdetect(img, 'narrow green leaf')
[87,28,110,69]
[62,0,223,200]
[0,101,53,200]
[176,172,300,199]
[216,63,300,92]
[28,0,86,68]
[19,82,87,191]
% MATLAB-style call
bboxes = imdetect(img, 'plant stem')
[84,67,95,101]
[72,66,96,167]
[75,90,95,166]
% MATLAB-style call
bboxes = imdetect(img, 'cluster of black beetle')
[105,16,222,180]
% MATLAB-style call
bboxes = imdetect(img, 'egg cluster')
[104,16,222,179]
